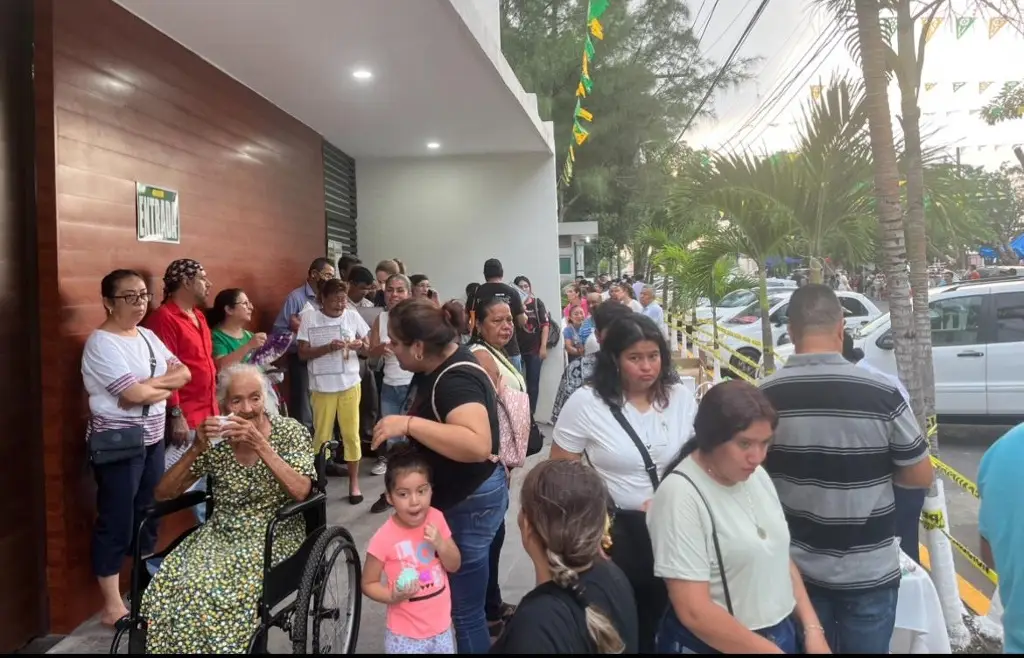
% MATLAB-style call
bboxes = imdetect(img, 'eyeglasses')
[111,292,153,305]
[233,300,254,309]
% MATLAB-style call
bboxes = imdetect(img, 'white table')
[890,552,953,654]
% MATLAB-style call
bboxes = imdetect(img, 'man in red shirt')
[145,259,218,520]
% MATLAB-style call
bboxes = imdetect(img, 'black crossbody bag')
[604,406,662,571]
[668,470,733,614]
[88,331,157,466]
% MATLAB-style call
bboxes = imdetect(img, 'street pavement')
[932,422,1007,603]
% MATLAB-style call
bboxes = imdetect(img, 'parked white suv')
[711,289,881,377]
[850,278,1024,420]
[772,278,1024,421]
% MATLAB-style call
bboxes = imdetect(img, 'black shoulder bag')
[88,331,157,466]
[668,470,734,614]
[606,406,660,556]
[606,406,669,652]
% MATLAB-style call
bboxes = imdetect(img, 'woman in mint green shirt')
[207,288,266,370]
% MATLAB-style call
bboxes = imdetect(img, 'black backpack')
[546,310,561,349]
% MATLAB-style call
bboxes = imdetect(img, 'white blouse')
[553,383,697,510]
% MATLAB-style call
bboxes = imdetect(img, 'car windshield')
[731,295,787,320]
[717,290,757,308]
[856,312,890,337]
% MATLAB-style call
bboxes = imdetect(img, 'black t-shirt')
[407,346,500,510]
[515,296,548,355]
[473,282,525,357]
[490,558,639,654]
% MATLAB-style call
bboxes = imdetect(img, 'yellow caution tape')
[930,456,980,499]
[944,528,999,586]
[920,509,945,531]
[919,511,997,584]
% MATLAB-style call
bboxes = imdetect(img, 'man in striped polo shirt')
[760,284,933,654]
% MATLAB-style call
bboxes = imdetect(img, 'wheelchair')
[111,441,361,654]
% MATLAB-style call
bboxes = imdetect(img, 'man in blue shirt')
[639,285,666,337]
[979,422,1024,654]
[273,257,335,430]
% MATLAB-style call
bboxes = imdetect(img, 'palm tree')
[819,0,968,644]
[682,151,795,372]
[787,77,877,281]
[653,240,755,351]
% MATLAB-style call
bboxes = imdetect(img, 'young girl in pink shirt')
[363,450,461,653]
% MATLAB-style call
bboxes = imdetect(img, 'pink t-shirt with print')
[367,507,453,639]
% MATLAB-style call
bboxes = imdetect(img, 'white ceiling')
[115,0,552,158]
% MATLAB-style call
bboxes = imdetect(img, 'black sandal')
[348,493,364,505]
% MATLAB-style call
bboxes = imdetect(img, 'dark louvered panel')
[323,140,357,257]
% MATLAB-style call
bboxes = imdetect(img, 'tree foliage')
[500,0,754,259]
[980,82,1024,125]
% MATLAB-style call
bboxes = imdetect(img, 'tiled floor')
[46,438,548,654]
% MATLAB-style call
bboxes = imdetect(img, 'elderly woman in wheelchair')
[138,363,319,653]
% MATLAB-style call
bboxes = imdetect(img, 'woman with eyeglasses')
[206,288,267,370]
[81,269,192,627]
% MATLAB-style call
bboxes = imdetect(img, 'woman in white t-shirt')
[646,380,829,654]
[551,313,697,653]
[297,278,370,504]
[82,269,192,627]
[367,273,413,488]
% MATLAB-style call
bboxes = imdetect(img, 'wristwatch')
[168,407,183,419]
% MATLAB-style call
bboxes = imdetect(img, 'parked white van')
[774,277,1024,422]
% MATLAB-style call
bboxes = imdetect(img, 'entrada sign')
[136,183,180,244]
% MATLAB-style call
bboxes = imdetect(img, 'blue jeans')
[444,467,509,654]
[894,486,927,565]
[380,383,410,451]
[508,354,524,377]
[656,609,799,653]
[807,585,898,654]
[91,441,165,578]
[521,352,542,418]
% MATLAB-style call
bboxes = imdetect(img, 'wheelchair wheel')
[291,526,362,654]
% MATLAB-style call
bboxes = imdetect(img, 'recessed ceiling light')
[352,69,373,80]
[427,142,441,150]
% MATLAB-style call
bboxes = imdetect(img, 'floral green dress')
[142,415,315,654]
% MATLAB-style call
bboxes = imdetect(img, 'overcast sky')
[687,0,1023,170]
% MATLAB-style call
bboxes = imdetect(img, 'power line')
[702,0,758,53]
[741,37,842,149]
[730,27,842,150]
[692,0,709,26]
[724,25,836,142]
[719,24,841,152]
[672,0,773,148]
[696,0,723,48]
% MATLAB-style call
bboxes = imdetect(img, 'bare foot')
[99,603,128,627]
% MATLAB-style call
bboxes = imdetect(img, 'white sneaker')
[371,457,387,476]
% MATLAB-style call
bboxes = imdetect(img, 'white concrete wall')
[357,152,564,420]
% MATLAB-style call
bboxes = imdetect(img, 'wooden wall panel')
[0,0,47,651]
[37,0,326,633]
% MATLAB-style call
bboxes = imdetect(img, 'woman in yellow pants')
[297,278,371,504]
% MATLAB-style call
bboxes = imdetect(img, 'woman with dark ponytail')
[647,380,829,654]
[492,459,637,653]
[370,297,507,654]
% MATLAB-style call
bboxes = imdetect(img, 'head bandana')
[163,258,203,297]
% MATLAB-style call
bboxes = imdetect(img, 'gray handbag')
[87,331,157,466]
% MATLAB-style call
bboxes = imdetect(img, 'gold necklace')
[700,455,767,540]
